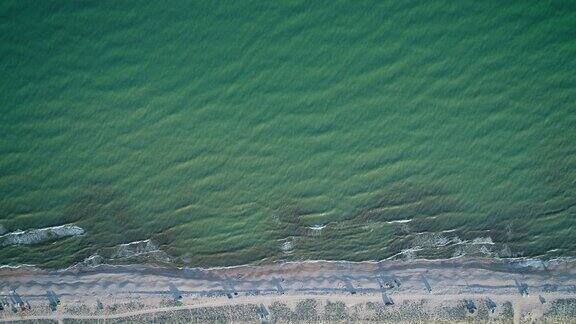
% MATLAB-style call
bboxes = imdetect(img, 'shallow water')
[1,1,575,268]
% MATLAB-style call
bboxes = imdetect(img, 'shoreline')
[1,258,575,322]
[1,253,572,275]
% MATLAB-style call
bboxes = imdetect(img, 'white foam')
[385,219,412,224]
[281,241,293,253]
[471,237,495,245]
[0,224,85,247]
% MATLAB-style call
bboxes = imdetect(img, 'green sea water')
[1,1,575,268]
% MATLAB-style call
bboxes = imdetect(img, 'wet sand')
[0,258,575,323]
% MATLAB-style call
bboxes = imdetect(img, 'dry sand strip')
[0,258,575,323]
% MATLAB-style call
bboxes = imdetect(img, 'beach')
[1,258,575,323]
[2,1,576,269]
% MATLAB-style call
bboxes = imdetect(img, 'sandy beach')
[0,258,575,323]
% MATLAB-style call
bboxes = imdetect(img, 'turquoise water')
[1,1,575,268]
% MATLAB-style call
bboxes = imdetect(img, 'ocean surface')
[1,1,575,268]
